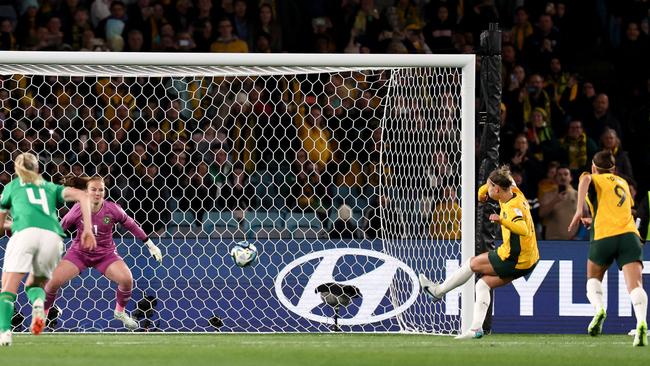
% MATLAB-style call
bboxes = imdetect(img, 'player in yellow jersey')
[568,150,647,346]
[419,166,539,339]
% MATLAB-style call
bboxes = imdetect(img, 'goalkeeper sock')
[469,279,491,330]
[44,286,58,315]
[0,292,17,332]
[115,286,132,313]
[586,278,605,311]
[437,260,474,296]
[630,287,648,327]
[25,286,46,305]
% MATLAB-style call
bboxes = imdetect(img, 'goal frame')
[0,51,476,332]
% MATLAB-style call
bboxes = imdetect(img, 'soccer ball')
[230,241,258,267]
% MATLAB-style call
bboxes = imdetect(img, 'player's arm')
[0,211,7,237]
[118,205,163,263]
[0,191,10,236]
[62,187,96,250]
[568,172,592,233]
[60,203,81,232]
[491,208,530,236]
[636,192,649,242]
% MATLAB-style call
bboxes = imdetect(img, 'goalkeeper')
[43,175,163,330]
[419,166,539,339]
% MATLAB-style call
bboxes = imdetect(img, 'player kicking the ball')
[0,153,96,346]
[419,166,539,339]
[43,175,163,330]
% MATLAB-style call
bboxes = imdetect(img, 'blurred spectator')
[0,18,16,50]
[429,185,461,240]
[537,161,560,201]
[403,24,431,54]
[539,166,578,240]
[511,6,533,52]
[560,120,599,179]
[252,3,282,52]
[65,8,93,51]
[125,0,154,51]
[526,107,560,164]
[125,29,144,51]
[169,0,194,34]
[521,73,551,126]
[223,161,254,216]
[352,0,383,52]
[231,0,252,47]
[583,93,622,142]
[600,128,634,179]
[96,0,127,41]
[423,5,454,53]
[210,17,248,53]
[524,13,561,73]
[193,19,215,52]
[91,0,111,27]
[508,133,542,197]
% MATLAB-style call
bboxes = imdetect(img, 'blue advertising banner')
[0,238,647,333]
[490,241,650,334]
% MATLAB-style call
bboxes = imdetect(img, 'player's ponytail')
[488,165,514,189]
[61,175,105,189]
[14,152,43,185]
[61,174,91,189]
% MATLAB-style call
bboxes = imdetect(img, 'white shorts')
[2,227,64,278]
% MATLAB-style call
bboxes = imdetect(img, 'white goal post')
[0,51,475,333]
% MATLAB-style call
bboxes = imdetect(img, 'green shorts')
[589,232,643,270]
[488,250,538,279]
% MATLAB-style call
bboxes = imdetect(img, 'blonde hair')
[14,152,43,185]
[488,165,514,189]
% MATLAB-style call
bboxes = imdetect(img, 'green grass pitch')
[1,333,647,366]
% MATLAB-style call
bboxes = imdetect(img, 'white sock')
[437,260,474,296]
[630,287,648,327]
[470,279,491,331]
[586,278,605,312]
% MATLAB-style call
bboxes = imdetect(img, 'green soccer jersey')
[0,178,66,237]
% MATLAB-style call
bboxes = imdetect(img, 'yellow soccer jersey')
[496,187,539,270]
[584,173,639,240]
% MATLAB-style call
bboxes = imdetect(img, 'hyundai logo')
[274,248,420,325]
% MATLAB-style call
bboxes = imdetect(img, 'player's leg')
[102,259,138,330]
[617,233,647,346]
[586,236,615,336]
[43,259,82,314]
[0,273,26,346]
[27,230,65,336]
[586,260,608,336]
[455,274,513,340]
[419,252,495,301]
[1,230,35,345]
[621,261,647,346]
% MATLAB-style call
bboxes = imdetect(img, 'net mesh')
[0,64,464,333]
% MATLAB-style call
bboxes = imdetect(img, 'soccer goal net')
[0,52,475,333]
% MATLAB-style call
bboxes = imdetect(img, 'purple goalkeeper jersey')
[61,201,147,254]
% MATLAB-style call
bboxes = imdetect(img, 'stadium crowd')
[1,0,649,241]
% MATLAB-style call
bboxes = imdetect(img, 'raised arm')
[568,173,592,233]
[117,205,162,263]
[62,187,96,250]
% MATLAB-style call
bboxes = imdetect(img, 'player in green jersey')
[0,153,96,346]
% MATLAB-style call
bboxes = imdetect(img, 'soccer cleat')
[0,331,12,346]
[114,311,139,330]
[418,274,443,302]
[587,307,606,336]
[455,328,484,340]
[633,321,647,347]
[31,299,45,335]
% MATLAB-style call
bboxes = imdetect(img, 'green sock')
[0,292,17,331]
[25,286,46,304]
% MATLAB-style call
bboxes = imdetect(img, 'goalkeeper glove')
[144,239,163,263]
